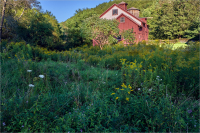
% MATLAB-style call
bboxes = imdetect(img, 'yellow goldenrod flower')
[115,88,119,90]
[116,97,119,100]
[128,85,132,89]
[120,89,124,90]
[126,98,129,101]
[111,93,115,95]
[121,83,127,88]
[128,92,130,94]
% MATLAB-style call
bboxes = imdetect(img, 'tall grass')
[1,40,199,132]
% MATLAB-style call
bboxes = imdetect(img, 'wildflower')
[126,98,129,101]
[194,125,196,127]
[22,125,24,127]
[120,89,124,90]
[157,76,159,78]
[3,122,6,126]
[116,97,119,100]
[149,88,152,91]
[80,129,83,132]
[39,75,44,78]
[121,83,127,88]
[111,93,115,95]
[29,84,34,87]
[188,109,192,114]
[138,88,140,90]
[27,70,32,72]
[128,85,132,89]
[26,101,28,103]
[130,89,134,91]
[115,88,119,90]
[128,92,130,94]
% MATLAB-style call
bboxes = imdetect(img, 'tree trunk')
[0,0,7,42]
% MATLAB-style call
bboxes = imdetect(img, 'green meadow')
[1,41,199,132]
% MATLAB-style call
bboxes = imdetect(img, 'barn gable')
[100,4,142,26]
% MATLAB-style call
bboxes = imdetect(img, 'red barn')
[93,1,149,46]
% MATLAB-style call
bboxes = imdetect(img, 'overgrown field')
[1,41,199,132]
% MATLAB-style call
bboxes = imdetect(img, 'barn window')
[112,9,118,15]
[120,17,125,23]
[139,27,142,31]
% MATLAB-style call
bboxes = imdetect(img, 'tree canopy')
[0,0,64,50]
[80,14,119,50]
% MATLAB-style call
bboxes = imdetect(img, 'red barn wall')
[116,14,148,44]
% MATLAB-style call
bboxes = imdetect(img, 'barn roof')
[118,1,128,4]
[127,7,140,11]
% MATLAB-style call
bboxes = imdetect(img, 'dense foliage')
[121,29,136,45]
[0,0,64,50]
[81,14,120,49]
[1,40,199,132]
[146,0,200,39]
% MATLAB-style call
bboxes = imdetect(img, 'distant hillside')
[60,0,199,48]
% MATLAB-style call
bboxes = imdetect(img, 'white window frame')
[120,17,125,23]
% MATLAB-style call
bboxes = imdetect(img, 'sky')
[38,0,112,23]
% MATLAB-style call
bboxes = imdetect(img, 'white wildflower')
[29,84,34,87]
[27,70,32,72]
[138,88,140,90]
[149,88,152,91]
[39,75,44,78]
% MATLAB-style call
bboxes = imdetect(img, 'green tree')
[80,14,119,50]
[62,9,97,48]
[121,29,136,45]
[17,9,54,47]
[0,0,41,41]
[147,0,199,39]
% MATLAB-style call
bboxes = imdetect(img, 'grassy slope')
[1,42,199,132]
